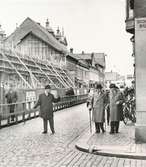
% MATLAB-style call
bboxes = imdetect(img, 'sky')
[0,0,133,75]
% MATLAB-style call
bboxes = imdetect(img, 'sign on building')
[26,91,36,109]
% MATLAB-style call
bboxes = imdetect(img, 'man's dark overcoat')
[34,93,60,120]
[5,91,18,103]
[110,90,124,122]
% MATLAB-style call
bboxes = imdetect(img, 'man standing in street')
[92,84,106,133]
[5,84,18,121]
[109,84,124,134]
[34,85,60,134]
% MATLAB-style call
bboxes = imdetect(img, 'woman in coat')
[92,84,106,133]
[109,84,124,134]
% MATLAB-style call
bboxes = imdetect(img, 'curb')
[75,142,146,160]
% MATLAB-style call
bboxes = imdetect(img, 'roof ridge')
[5,17,67,53]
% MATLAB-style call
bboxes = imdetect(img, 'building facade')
[125,0,146,142]
[105,71,125,89]
[66,52,106,88]
[0,17,75,90]
[0,17,106,95]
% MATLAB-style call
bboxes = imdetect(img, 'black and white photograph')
[0,0,145,166]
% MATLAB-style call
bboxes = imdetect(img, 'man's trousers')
[43,117,55,133]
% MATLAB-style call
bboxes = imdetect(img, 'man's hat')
[109,83,116,89]
[95,84,103,89]
[45,85,51,89]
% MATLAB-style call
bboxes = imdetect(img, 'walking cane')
[89,108,92,133]
[104,105,107,131]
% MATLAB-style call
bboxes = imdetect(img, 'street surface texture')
[0,103,146,167]
[87,122,135,152]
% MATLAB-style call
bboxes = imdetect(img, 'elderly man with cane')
[91,84,106,133]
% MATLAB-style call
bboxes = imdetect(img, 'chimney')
[70,48,73,53]
[91,52,94,58]
[82,51,85,54]
[45,18,49,30]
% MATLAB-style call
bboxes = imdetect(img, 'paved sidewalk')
[75,122,146,160]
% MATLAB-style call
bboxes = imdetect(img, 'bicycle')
[122,97,136,125]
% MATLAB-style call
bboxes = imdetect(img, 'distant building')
[0,17,74,89]
[125,74,134,87]
[0,17,106,90]
[105,71,125,89]
[105,71,120,82]
[66,51,106,88]
[66,53,89,88]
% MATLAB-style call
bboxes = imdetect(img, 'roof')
[93,53,106,68]
[5,17,67,53]
[71,53,106,68]
[67,54,89,68]
[71,53,91,60]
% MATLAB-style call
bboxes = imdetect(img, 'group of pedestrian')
[5,82,125,135]
[88,83,124,134]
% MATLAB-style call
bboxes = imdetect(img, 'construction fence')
[0,88,88,128]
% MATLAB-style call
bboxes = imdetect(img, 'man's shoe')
[109,131,114,134]
[102,130,105,133]
[51,131,55,135]
[42,131,47,134]
[96,131,100,133]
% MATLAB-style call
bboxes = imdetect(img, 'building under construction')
[0,17,106,103]
[0,17,75,90]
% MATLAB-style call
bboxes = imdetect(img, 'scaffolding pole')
[30,57,59,88]
[1,51,32,89]
[12,50,42,88]
[46,60,70,88]
[58,67,75,88]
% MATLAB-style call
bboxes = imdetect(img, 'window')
[129,0,134,10]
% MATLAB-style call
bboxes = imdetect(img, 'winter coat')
[86,89,94,109]
[92,91,105,123]
[110,90,124,122]
[34,93,60,120]
[5,91,18,103]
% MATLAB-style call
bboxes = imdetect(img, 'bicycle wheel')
[131,113,136,123]
[123,107,129,125]
[123,115,128,125]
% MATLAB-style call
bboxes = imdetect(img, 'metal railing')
[0,94,88,128]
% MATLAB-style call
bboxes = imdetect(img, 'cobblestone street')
[0,104,146,167]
